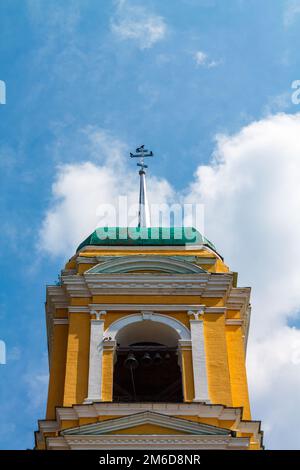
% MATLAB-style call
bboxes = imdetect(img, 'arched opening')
[112,320,183,403]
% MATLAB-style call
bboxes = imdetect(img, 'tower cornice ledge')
[35,402,263,450]
[59,271,235,298]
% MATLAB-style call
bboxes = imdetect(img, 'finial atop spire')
[130,145,154,228]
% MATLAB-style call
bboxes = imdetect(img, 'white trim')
[87,305,226,313]
[85,314,106,403]
[54,401,243,422]
[86,256,206,275]
[62,411,231,436]
[79,244,208,252]
[41,402,262,446]
[178,340,192,351]
[53,318,69,325]
[189,319,210,403]
[225,319,243,326]
[47,434,249,450]
[104,313,191,342]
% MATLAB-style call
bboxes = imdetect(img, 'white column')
[188,309,210,403]
[84,310,106,403]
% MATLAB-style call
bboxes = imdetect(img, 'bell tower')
[35,148,263,450]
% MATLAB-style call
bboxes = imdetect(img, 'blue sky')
[1,0,300,449]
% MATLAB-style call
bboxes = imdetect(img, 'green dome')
[76,227,216,252]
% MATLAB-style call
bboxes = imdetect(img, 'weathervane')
[130,145,154,228]
[130,145,153,171]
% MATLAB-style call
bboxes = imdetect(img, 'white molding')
[55,401,241,421]
[189,318,210,403]
[62,411,231,436]
[225,319,243,326]
[67,306,227,321]
[86,256,206,275]
[41,402,262,446]
[178,340,192,351]
[47,434,249,450]
[53,318,69,325]
[90,255,217,265]
[85,315,106,403]
[58,270,239,299]
[78,244,208,252]
[89,305,227,313]
[104,313,191,342]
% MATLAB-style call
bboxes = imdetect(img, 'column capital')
[188,307,205,321]
[90,309,107,321]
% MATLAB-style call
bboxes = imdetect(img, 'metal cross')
[130,145,154,171]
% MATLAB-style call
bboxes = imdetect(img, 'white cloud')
[111,1,167,49]
[39,114,300,448]
[188,113,300,335]
[194,50,207,66]
[186,113,300,448]
[194,50,221,68]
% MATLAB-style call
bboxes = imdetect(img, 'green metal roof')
[76,227,216,252]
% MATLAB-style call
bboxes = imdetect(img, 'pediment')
[61,411,232,437]
[85,256,206,275]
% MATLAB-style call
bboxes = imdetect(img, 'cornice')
[46,285,69,308]
[68,305,227,314]
[60,272,234,298]
[78,244,209,253]
[37,402,262,448]
[62,411,232,436]
[55,402,241,422]
[47,434,249,450]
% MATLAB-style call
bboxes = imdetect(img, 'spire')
[130,145,153,228]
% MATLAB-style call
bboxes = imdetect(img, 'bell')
[141,352,152,367]
[164,352,171,361]
[124,352,139,369]
[153,352,162,365]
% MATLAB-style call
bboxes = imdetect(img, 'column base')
[83,397,102,404]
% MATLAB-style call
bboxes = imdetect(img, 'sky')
[1,0,300,449]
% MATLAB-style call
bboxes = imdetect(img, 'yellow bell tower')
[35,148,263,450]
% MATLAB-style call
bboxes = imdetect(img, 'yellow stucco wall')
[101,348,115,401]
[180,348,195,402]
[226,325,251,419]
[46,323,68,419]
[110,424,186,435]
[63,313,90,406]
[204,314,232,406]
